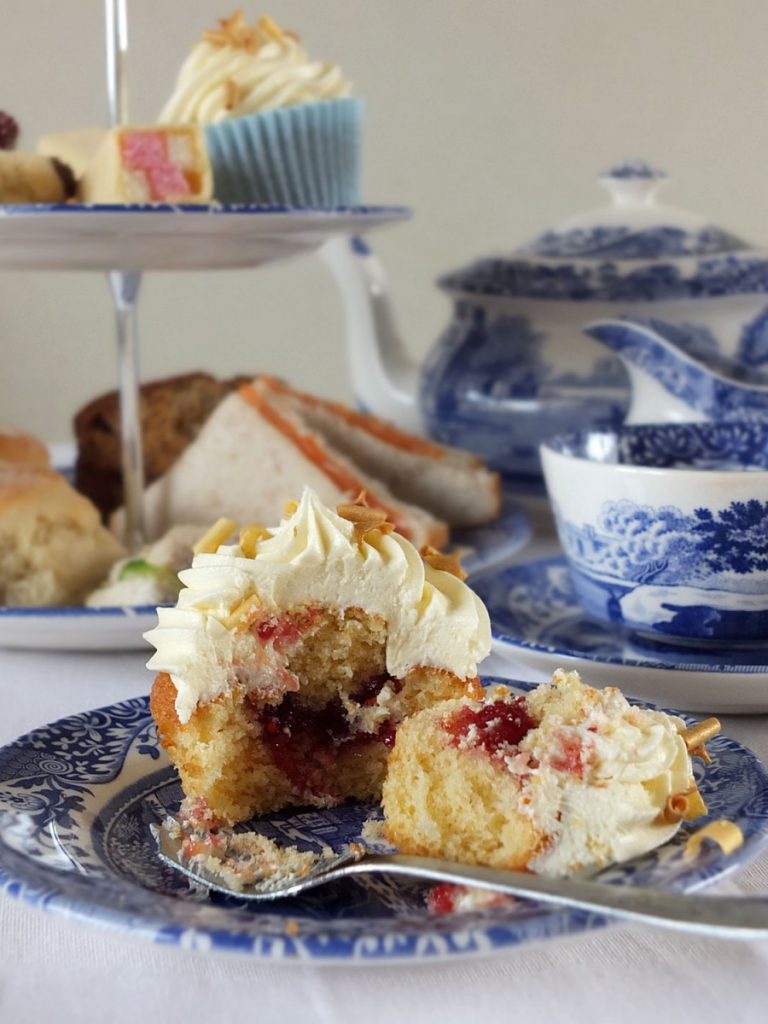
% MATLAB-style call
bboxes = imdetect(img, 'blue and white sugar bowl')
[330,160,768,482]
[541,423,768,646]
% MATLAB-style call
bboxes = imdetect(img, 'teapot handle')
[319,236,422,433]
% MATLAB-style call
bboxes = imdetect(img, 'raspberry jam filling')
[256,674,398,801]
[444,696,537,758]
[427,882,461,915]
[426,883,516,916]
[548,729,590,778]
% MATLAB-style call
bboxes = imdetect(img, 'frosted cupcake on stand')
[158,11,362,207]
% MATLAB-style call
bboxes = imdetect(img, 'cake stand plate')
[0,204,410,271]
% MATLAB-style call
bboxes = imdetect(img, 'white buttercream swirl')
[159,16,352,125]
[145,488,490,723]
[521,670,695,875]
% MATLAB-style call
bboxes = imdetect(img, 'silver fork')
[154,827,768,939]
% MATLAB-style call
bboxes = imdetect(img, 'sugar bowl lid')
[518,160,747,260]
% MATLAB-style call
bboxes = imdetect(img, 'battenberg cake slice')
[78,124,212,204]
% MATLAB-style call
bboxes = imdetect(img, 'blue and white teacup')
[541,423,768,646]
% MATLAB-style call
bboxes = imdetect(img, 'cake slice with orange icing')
[128,375,500,548]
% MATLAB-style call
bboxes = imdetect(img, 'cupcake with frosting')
[146,487,489,824]
[158,11,361,207]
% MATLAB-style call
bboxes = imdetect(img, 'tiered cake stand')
[0,0,409,552]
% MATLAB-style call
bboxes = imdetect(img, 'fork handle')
[339,854,768,939]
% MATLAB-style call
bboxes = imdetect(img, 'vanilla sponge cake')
[382,670,709,876]
[146,488,491,825]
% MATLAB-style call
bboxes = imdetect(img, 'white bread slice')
[259,378,501,527]
[114,383,448,549]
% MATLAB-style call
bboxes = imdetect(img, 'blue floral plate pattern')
[1,679,767,962]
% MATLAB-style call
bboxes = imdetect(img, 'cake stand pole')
[108,270,144,549]
[105,0,145,551]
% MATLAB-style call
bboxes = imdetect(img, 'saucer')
[473,557,768,714]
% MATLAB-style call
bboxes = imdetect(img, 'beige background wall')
[2,0,768,442]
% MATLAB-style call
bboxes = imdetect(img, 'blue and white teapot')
[324,160,768,480]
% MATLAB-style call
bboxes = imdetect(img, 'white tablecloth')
[2,543,768,1023]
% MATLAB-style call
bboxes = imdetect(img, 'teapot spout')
[584,317,768,425]
[320,237,422,434]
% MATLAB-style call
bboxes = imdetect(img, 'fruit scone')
[146,487,490,825]
[382,670,716,876]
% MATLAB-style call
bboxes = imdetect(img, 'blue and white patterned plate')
[475,558,768,714]
[1,678,767,963]
[0,204,410,271]
[0,501,528,652]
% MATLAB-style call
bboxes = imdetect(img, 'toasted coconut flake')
[224,78,244,111]
[420,545,467,581]
[260,14,289,41]
[203,10,264,52]
[684,820,744,860]
[239,523,271,558]
[221,592,262,630]
[202,11,295,53]
[337,493,394,544]
[193,517,238,555]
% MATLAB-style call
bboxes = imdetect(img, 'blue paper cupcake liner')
[205,97,362,207]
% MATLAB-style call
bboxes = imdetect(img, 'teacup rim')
[541,425,768,477]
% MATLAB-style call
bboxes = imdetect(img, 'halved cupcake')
[146,488,490,825]
[383,669,712,876]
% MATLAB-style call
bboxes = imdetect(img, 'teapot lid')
[439,161,765,303]
[518,160,747,259]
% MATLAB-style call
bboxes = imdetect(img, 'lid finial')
[600,160,667,207]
